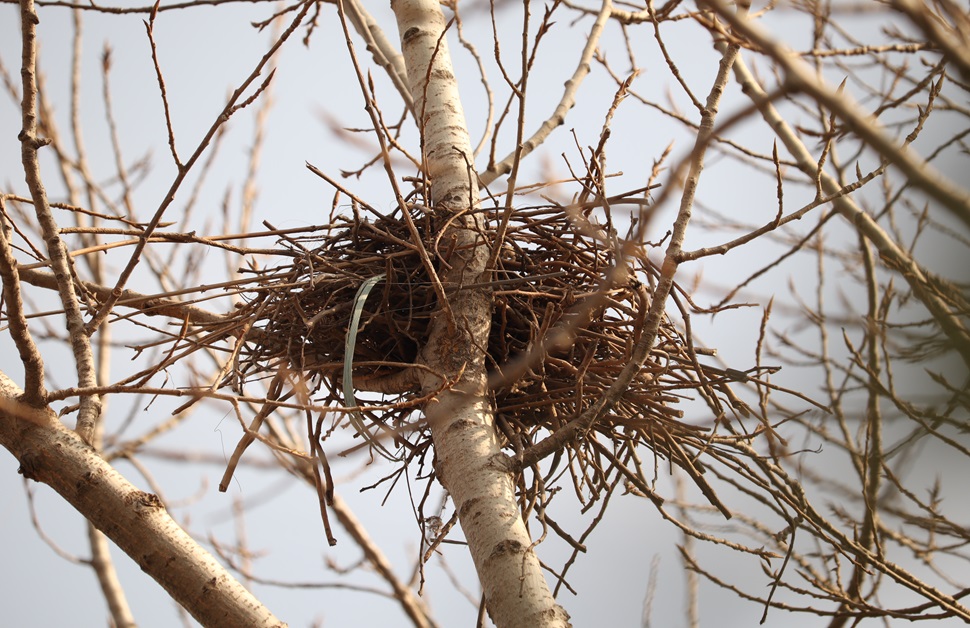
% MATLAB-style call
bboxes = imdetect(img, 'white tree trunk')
[391,2,569,626]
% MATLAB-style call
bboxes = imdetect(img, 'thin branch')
[18,0,101,442]
[0,198,47,404]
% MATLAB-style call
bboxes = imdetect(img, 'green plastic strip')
[343,273,396,460]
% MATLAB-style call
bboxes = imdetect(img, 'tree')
[1,0,968,626]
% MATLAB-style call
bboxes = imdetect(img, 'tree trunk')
[391,1,569,626]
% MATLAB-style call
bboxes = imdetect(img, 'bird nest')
[230,199,726,482]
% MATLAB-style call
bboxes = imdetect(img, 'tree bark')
[0,372,286,628]
[391,1,569,626]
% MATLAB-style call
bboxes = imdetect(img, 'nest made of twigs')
[231,201,719,471]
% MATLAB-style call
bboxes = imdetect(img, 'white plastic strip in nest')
[343,273,398,461]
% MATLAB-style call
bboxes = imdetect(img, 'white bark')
[0,371,285,628]
[391,1,569,626]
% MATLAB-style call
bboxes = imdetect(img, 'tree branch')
[728,50,970,369]
[698,0,970,230]
[0,198,47,405]
[19,0,101,441]
[0,371,287,627]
